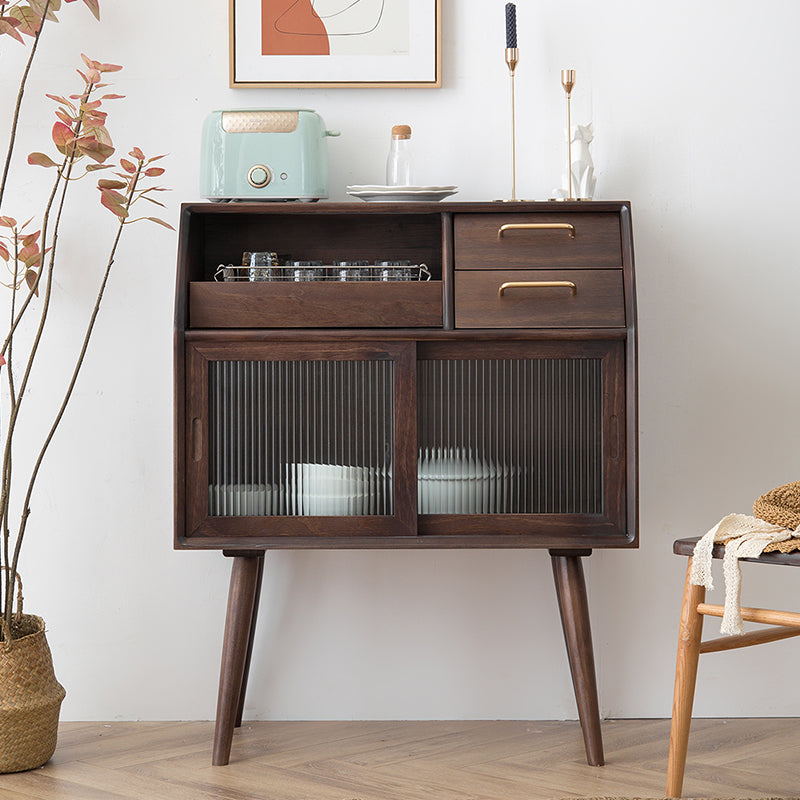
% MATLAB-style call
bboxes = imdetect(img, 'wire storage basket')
[214,263,432,282]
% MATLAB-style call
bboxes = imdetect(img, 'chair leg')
[213,555,263,766]
[666,557,706,798]
[551,550,604,767]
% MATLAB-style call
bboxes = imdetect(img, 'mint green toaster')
[200,109,339,201]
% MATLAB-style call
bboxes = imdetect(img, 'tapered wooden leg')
[235,554,265,728]
[213,555,262,766]
[550,549,604,767]
[666,558,706,798]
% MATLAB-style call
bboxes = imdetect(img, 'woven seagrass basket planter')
[0,614,66,773]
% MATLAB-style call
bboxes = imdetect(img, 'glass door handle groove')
[497,222,576,239]
[497,280,577,297]
[192,418,203,462]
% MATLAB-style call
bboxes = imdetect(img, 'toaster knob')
[247,164,272,188]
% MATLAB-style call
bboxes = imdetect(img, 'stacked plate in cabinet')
[417,447,510,514]
[286,463,390,516]
[210,449,512,517]
[208,483,284,516]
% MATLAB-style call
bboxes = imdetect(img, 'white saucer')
[346,185,458,203]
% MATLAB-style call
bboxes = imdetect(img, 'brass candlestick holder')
[561,69,576,200]
[506,47,519,201]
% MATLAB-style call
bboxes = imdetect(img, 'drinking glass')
[333,260,369,281]
[374,260,412,281]
[290,260,324,281]
[241,251,279,281]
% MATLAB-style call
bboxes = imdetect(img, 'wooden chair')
[666,536,800,798]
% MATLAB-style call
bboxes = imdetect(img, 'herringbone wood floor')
[0,719,797,799]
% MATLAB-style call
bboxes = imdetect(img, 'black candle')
[505,3,517,49]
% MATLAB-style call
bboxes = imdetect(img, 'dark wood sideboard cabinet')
[174,201,638,767]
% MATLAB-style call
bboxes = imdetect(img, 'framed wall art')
[229,0,442,88]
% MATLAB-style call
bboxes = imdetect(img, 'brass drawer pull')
[497,222,576,239]
[498,280,577,297]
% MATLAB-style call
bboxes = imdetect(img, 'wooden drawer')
[189,280,443,329]
[454,213,622,269]
[454,269,625,329]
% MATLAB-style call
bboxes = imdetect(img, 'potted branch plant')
[0,0,172,772]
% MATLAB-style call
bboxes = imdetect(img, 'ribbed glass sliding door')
[418,357,603,515]
[207,358,394,517]
[183,339,622,542]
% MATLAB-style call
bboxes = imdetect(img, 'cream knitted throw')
[689,513,799,635]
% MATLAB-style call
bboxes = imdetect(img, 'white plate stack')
[417,447,506,514]
[286,463,389,516]
[345,185,458,202]
[209,483,287,516]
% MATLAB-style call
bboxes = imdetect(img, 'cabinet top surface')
[181,200,631,216]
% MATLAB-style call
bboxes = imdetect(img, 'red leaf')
[93,123,112,144]
[81,0,100,21]
[145,217,175,231]
[0,243,9,262]
[129,147,145,160]
[75,135,114,163]
[97,179,127,189]
[51,121,74,151]
[28,0,58,21]
[18,241,37,259]
[101,93,125,101]
[46,93,73,106]
[28,151,59,168]
[8,6,43,37]
[100,189,129,219]
[144,167,165,177]
[119,158,136,174]
[25,269,39,296]
[0,18,24,43]
[21,231,41,247]
[0,355,6,367]
[101,188,126,204]
[82,115,108,130]
[20,244,41,267]
[81,53,120,73]
[0,216,17,229]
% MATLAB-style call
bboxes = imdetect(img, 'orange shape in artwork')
[262,0,330,55]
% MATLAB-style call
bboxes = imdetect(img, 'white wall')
[2,0,799,722]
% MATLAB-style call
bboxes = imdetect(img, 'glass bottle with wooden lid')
[386,124,412,186]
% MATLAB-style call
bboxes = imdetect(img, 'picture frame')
[229,0,442,88]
